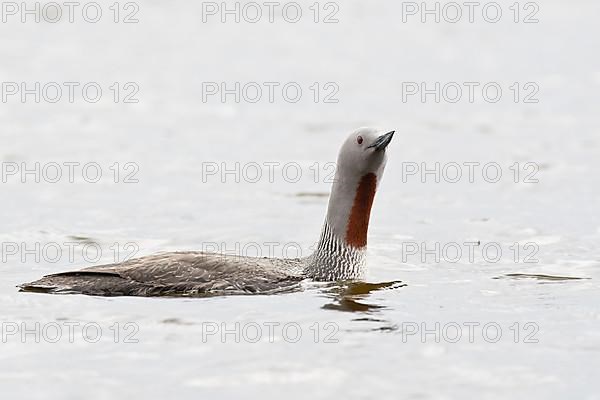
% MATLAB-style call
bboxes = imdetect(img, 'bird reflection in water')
[321,280,406,313]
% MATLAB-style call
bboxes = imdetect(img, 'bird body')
[25,252,305,297]
[20,128,395,297]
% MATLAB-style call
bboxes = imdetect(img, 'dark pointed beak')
[368,131,395,151]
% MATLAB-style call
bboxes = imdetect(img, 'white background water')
[1,0,599,398]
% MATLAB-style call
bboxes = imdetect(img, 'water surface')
[1,0,599,399]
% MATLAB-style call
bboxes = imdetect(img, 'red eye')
[357,136,363,145]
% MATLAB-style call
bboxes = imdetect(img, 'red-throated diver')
[19,128,395,297]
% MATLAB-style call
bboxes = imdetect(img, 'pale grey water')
[1,0,600,399]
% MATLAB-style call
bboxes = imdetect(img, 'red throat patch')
[345,173,377,248]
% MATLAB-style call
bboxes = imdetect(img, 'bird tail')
[19,271,125,295]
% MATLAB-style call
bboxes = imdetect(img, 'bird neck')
[306,172,378,281]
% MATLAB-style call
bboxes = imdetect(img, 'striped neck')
[306,221,366,281]
[306,173,378,281]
